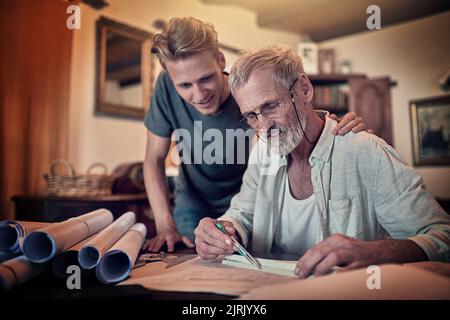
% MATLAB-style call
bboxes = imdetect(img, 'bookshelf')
[309,73,394,146]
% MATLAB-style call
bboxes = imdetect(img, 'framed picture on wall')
[298,42,318,74]
[95,17,154,120]
[410,94,450,166]
[318,48,335,74]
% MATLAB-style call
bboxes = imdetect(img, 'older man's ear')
[298,74,314,102]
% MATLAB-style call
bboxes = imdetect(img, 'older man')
[194,45,450,278]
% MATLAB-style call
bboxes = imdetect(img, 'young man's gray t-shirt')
[144,72,252,216]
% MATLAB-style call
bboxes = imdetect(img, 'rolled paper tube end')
[0,223,21,253]
[22,231,57,263]
[78,246,101,270]
[96,250,131,284]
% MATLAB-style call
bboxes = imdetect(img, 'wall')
[320,11,450,198]
[68,0,300,175]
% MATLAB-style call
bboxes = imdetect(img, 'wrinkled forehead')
[233,69,284,112]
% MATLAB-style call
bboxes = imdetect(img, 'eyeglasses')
[238,77,299,129]
[239,101,283,129]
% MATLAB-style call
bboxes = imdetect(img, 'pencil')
[215,222,262,269]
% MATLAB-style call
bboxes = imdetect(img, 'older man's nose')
[257,116,275,131]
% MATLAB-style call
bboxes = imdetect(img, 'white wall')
[320,12,450,198]
[68,0,300,175]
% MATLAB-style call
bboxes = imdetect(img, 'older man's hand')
[294,233,377,278]
[294,234,428,278]
[194,218,237,260]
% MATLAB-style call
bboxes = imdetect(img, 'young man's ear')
[217,51,226,70]
[299,74,314,103]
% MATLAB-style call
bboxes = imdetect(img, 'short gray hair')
[229,45,304,95]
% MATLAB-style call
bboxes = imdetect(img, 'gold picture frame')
[410,94,450,166]
[95,16,154,119]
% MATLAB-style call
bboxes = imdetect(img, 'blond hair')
[229,45,304,94]
[151,17,219,68]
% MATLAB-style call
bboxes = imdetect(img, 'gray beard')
[267,118,305,156]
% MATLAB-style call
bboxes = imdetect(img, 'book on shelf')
[313,83,348,112]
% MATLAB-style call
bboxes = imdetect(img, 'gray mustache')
[268,125,287,136]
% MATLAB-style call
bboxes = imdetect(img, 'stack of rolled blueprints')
[53,211,147,283]
[0,208,147,291]
[77,211,148,283]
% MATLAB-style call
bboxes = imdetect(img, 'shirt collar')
[309,114,336,163]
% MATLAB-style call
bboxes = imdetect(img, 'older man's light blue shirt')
[220,116,450,261]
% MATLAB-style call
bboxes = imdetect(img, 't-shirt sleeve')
[144,72,174,138]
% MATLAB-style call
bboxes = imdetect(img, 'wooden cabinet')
[309,74,394,146]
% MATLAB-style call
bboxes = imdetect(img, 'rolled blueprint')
[78,211,136,270]
[96,223,147,284]
[0,255,48,291]
[51,234,97,278]
[0,220,51,253]
[22,209,114,263]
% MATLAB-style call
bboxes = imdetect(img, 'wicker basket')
[44,160,115,197]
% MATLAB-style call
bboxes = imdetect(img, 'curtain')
[0,0,73,220]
